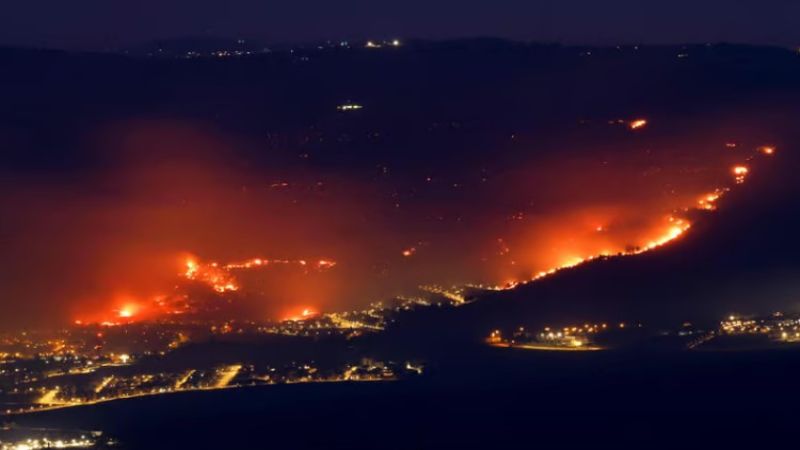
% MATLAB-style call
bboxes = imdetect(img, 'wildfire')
[68,132,776,330]
[185,259,199,278]
[492,214,691,290]
[73,296,160,327]
[489,146,778,293]
[697,189,728,211]
[645,219,689,249]
[284,307,319,321]
[75,254,338,326]
[218,257,336,272]
[183,258,239,293]
[181,255,338,293]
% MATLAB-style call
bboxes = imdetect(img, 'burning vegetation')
[0,114,781,328]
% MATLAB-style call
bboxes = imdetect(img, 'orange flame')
[629,119,648,130]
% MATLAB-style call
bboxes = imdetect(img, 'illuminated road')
[489,342,605,352]
[174,370,196,389]
[9,377,397,417]
[35,388,62,405]
[419,285,466,304]
[94,376,114,394]
[687,332,717,349]
[214,365,242,388]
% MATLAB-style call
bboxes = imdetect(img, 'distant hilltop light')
[732,165,749,184]
[338,103,363,111]
[365,39,401,48]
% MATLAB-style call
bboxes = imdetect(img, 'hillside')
[375,141,800,353]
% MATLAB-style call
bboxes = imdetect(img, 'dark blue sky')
[1,0,799,50]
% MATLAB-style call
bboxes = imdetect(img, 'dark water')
[11,347,800,448]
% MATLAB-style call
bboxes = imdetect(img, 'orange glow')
[493,211,695,290]
[181,255,336,294]
[73,294,161,326]
[732,165,749,184]
[283,307,319,321]
[32,118,778,328]
[629,119,648,130]
[317,259,337,269]
[697,189,726,211]
[216,256,337,272]
[487,140,778,290]
[184,259,199,278]
[759,146,775,155]
[183,257,239,293]
[76,251,339,325]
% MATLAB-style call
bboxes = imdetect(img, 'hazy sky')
[1,0,798,50]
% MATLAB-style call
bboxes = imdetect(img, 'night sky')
[1,0,799,50]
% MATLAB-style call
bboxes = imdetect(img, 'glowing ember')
[402,247,417,257]
[697,189,727,211]
[759,146,776,155]
[732,165,749,184]
[317,259,337,269]
[629,119,648,130]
